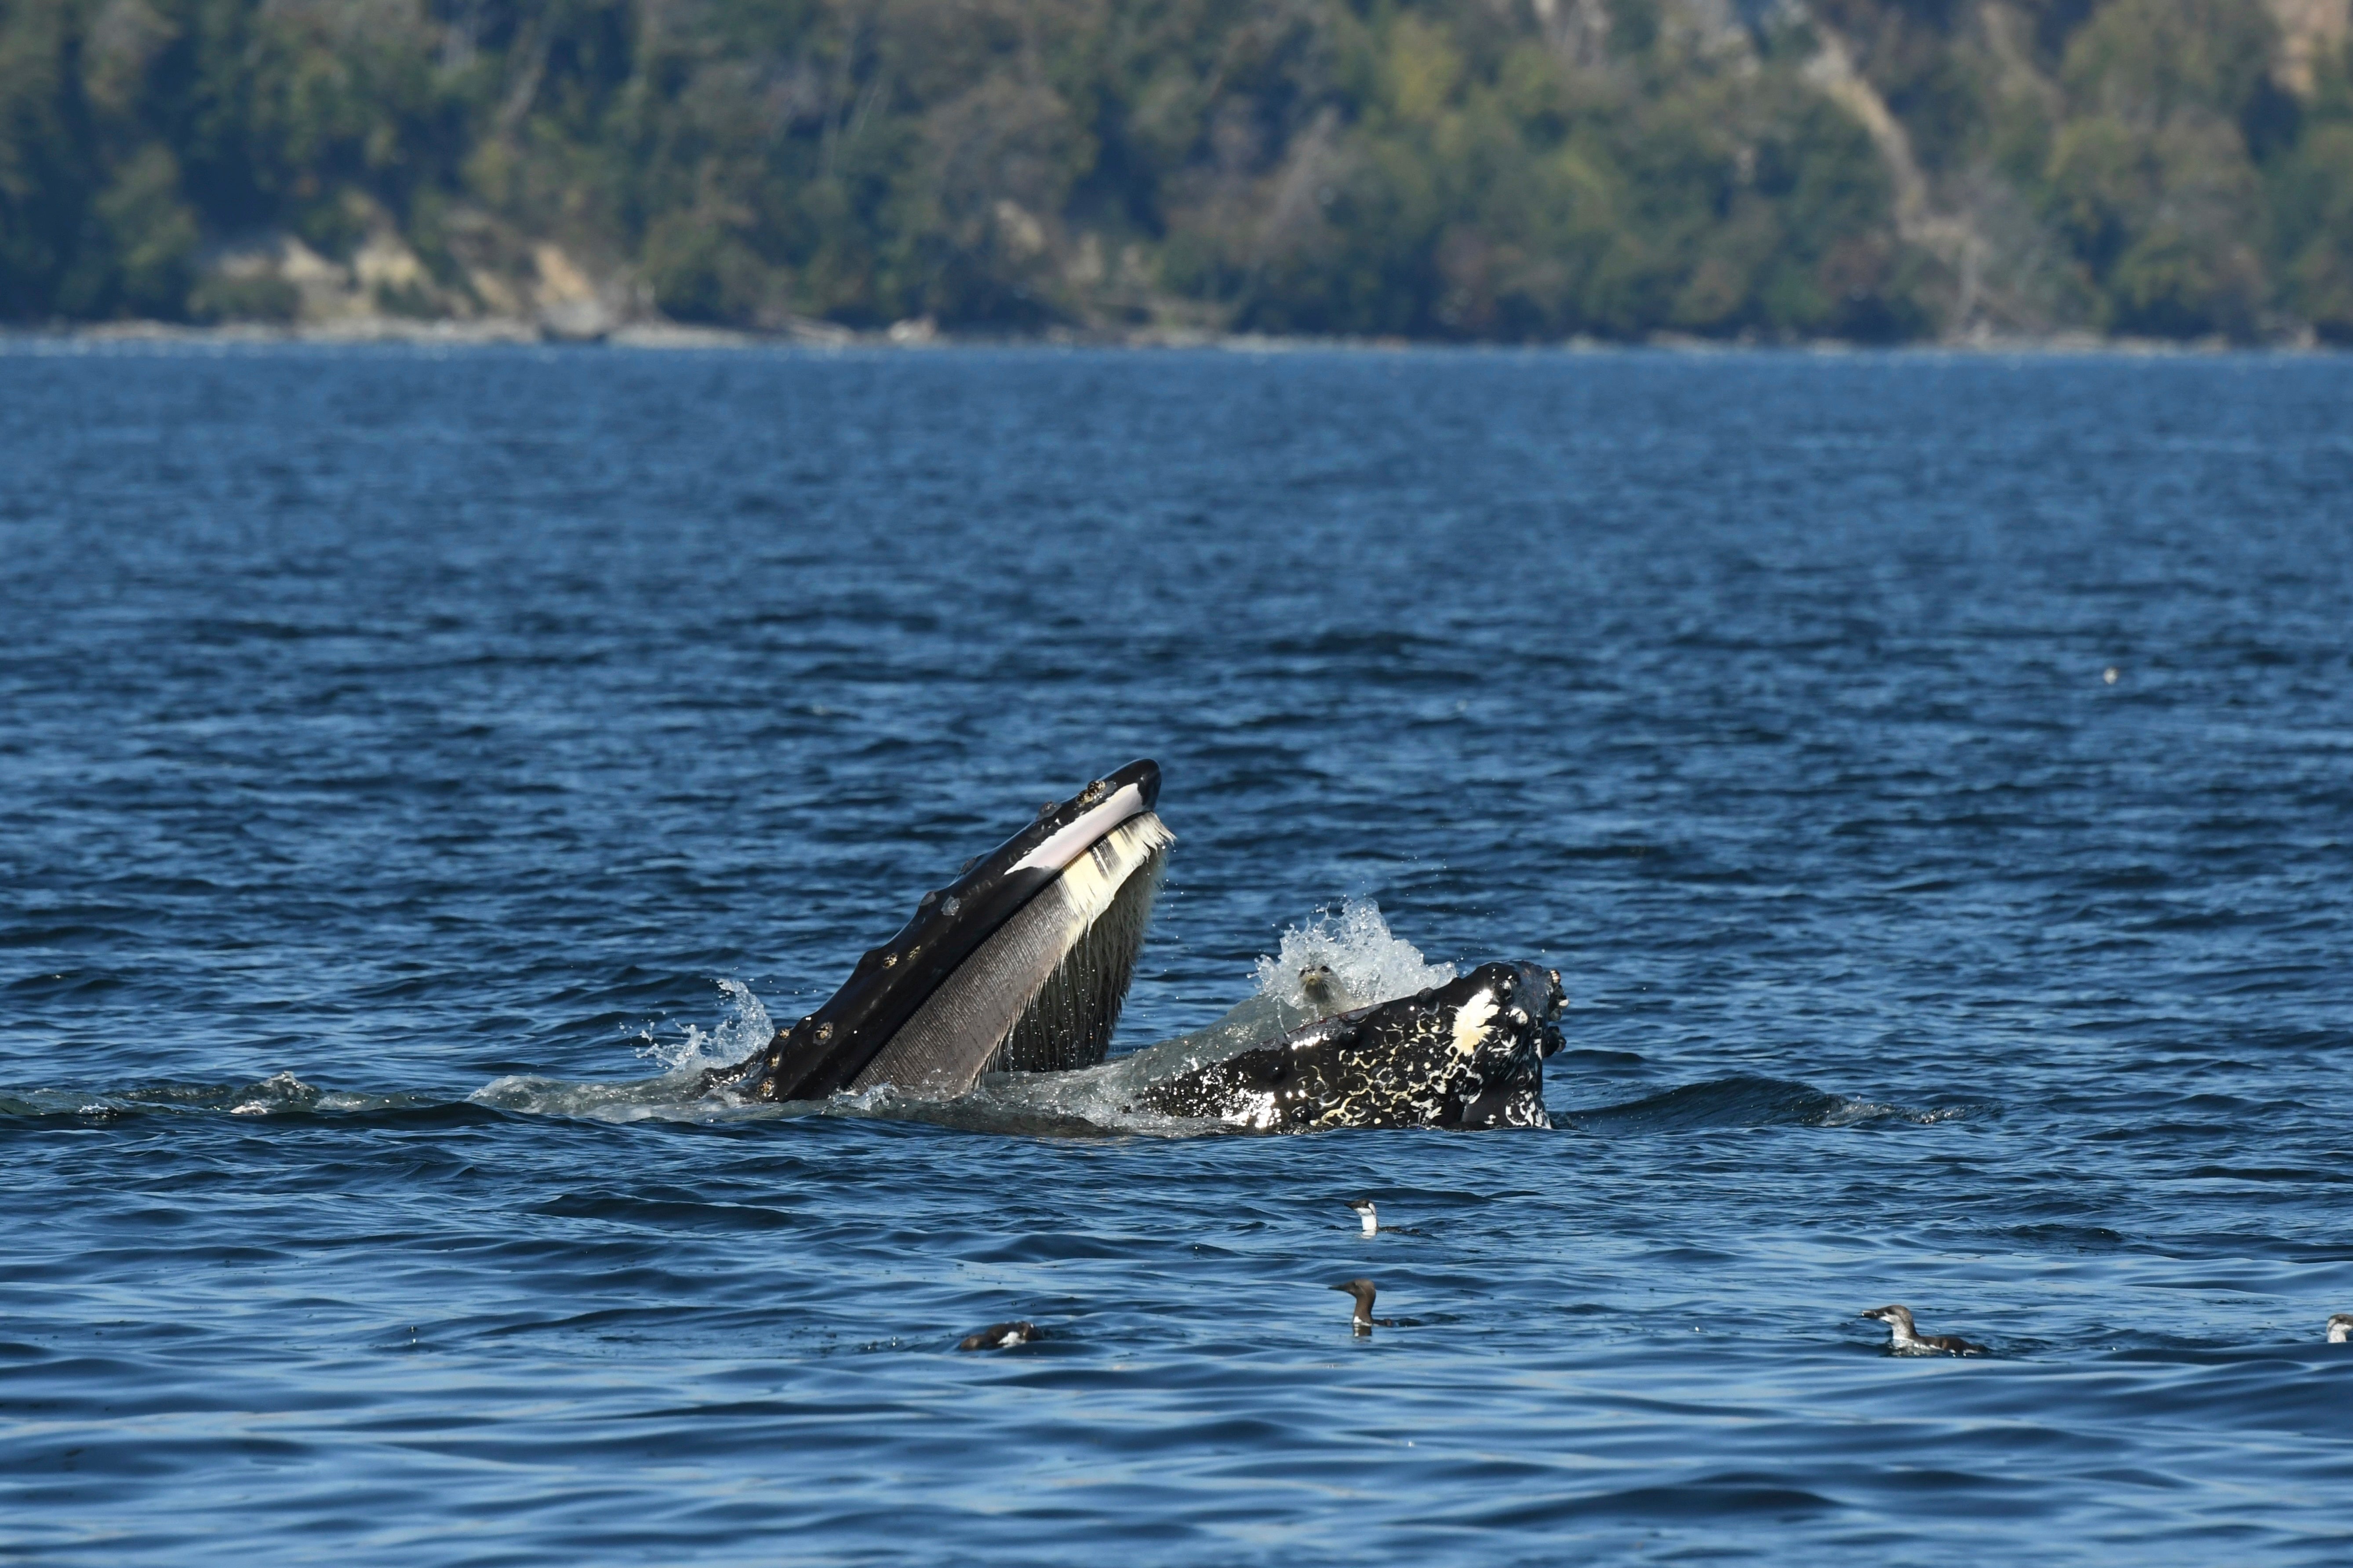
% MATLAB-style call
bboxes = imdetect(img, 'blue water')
[4,343,2351,1564]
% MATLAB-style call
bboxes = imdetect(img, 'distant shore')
[4,318,2340,356]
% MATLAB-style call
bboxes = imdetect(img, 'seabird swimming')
[2328,1314,2353,1343]
[1332,1278,1396,1334]
[1346,1199,1377,1236]
[956,1320,1044,1351]
[1860,1304,1985,1356]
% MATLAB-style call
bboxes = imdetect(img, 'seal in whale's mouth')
[719,760,1173,1102]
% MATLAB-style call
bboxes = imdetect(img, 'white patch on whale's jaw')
[1449,989,1498,1057]
[1012,783,1149,875]
[1223,1089,1283,1131]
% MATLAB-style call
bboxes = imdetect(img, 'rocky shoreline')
[11,318,2336,353]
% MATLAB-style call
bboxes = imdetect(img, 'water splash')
[228,1070,322,1115]
[635,978,775,1077]
[471,979,779,1121]
[1248,899,1454,1013]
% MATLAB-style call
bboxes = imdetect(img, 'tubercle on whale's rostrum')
[740,760,1164,1102]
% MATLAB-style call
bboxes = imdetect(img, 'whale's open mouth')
[849,806,1171,1093]
[718,760,1173,1102]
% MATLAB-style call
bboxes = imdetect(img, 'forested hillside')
[3,0,2349,340]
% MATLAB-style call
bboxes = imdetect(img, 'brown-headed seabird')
[1332,1279,1397,1335]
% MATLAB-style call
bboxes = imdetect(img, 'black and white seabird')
[1860,1304,1985,1356]
[1346,1199,1378,1236]
[2327,1314,2353,1344]
[1332,1278,1397,1335]
[957,1320,1044,1351]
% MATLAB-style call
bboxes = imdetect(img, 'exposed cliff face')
[6,0,2351,341]
[192,229,590,338]
[1788,0,2353,342]
[1799,5,2070,337]
[2270,0,2352,94]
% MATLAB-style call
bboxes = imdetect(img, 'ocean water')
[3,342,2350,1564]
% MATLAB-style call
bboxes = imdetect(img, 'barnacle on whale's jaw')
[1141,962,1566,1132]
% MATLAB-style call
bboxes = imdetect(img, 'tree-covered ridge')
[2,0,2349,340]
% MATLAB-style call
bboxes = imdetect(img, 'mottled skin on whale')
[1140,964,1565,1131]
[709,761,1566,1132]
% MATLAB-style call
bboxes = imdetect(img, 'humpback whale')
[709,760,1565,1132]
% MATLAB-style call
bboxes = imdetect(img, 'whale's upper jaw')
[727,760,1168,1102]
[1142,961,1565,1132]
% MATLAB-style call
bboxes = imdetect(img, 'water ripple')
[3,346,2351,1564]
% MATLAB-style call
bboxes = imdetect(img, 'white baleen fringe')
[1051,810,1175,930]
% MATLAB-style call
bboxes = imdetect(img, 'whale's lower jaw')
[1140,962,1564,1132]
[848,815,1169,1095]
[710,762,1173,1103]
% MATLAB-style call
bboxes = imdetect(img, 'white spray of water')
[228,1070,320,1114]
[1249,899,1454,1013]
[635,979,775,1078]
[473,978,779,1122]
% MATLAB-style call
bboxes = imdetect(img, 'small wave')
[0,1073,452,1122]
[227,1070,321,1114]
[468,1071,758,1123]
[462,977,785,1123]
[1562,1075,1982,1133]
[439,977,789,1124]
